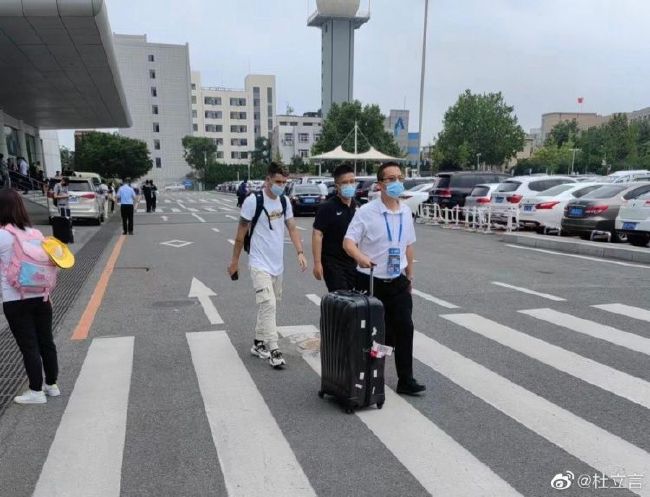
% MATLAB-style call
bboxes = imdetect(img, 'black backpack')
[244,191,287,253]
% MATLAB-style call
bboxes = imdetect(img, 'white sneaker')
[251,341,271,359]
[44,384,61,397]
[269,349,286,369]
[14,389,46,405]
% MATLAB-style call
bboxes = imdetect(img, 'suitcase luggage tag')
[370,341,393,359]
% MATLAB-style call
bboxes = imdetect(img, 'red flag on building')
[577,97,584,104]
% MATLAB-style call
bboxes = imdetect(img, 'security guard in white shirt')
[343,162,426,396]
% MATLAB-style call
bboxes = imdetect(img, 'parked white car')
[607,170,649,183]
[490,175,577,223]
[615,191,650,247]
[164,183,186,191]
[399,183,437,215]
[519,182,608,232]
[464,183,501,209]
[47,178,105,225]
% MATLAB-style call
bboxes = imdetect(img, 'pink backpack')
[2,225,57,300]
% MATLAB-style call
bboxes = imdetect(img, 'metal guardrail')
[416,203,521,234]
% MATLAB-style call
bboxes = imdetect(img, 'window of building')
[216,151,224,159]
[213,138,224,146]
[154,139,161,150]
[267,104,273,117]
[304,122,313,127]
[290,122,298,126]
[299,149,309,158]
[153,122,160,133]
[279,121,288,126]
[231,151,249,159]
[313,134,321,142]
[267,87,273,103]
[192,123,198,132]
[152,105,159,115]
[299,133,309,143]
[230,125,247,133]
[231,138,248,147]
[148,54,155,62]
[205,111,223,119]
[151,87,157,97]
[283,133,293,144]
[191,83,196,91]
[149,69,156,79]
[204,96,222,106]
[155,157,162,168]
[191,96,196,104]
[268,119,273,132]
[230,111,247,120]
[205,124,223,133]
[254,112,260,120]
[192,110,197,118]
[229,98,247,107]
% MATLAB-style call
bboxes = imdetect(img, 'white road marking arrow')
[189,278,224,325]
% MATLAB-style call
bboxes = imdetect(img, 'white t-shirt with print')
[0,227,46,302]
[241,191,294,277]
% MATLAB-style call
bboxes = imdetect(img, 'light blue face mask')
[270,184,285,196]
[386,181,405,198]
[340,185,356,199]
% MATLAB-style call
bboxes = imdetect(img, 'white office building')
[272,114,323,164]
[191,72,276,165]
[114,34,193,183]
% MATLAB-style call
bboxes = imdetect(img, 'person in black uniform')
[142,180,153,213]
[312,163,358,291]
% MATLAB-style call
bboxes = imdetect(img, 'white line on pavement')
[32,337,134,497]
[171,208,180,213]
[204,207,216,212]
[491,281,566,302]
[227,239,235,245]
[442,313,650,409]
[411,289,460,309]
[211,228,220,233]
[199,199,208,203]
[187,332,317,497]
[192,213,206,223]
[505,244,650,270]
[186,207,199,212]
[412,331,650,494]
[592,303,650,323]
[220,206,235,212]
[275,328,523,497]
[161,216,168,222]
[164,199,171,204]
[137,209,145,213]
[225,215,239,221]
[519,308,650,356]
[305,294,322,306]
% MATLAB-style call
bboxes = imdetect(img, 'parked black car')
[429,171,510,208]
[354,176,377,204]
[287,183,326,216]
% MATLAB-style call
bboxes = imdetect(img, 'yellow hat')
[41,237,75,269]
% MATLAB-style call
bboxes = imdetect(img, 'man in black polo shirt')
[312,163,357,291]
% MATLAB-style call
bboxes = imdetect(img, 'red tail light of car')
[507,194,523,204]
[476,197,491,204]
[79,193,96,200]
[535,201,560,209]
[437,188,452,198]
[585,205,608,215]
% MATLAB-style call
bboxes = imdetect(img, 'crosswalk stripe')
[412,289,460,309]
[32,337,134,497]
[442,313,650,409]
[220,206,235,212]
[227,239,235,245]
[164,199,171,204]
[306,294,322,306]
[592,303,650,323]
[519,308,650,356]
[156,208,164,213]
[137,209,145,213]
[225,215,238,221]
[186,331,316,497]
[186,207,198,212]
[211,228,220,233]
[491,281,566,302]
[192,213,206,223]
[171,208,180,213]
[412,332,650,494]
[204,207,216,212]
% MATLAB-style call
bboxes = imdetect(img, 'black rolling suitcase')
[52,217,74,244]
[319,270,389,413]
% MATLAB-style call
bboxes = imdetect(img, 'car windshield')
[470,186,490,197]
[294,185,321,194]
[407,183,430,192]
[67,181,91,192]
[581,185,628,199]
[495,181,521,193]
[537,184,575,197]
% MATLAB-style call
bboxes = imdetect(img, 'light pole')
[416,0,429,177]
[569,148,580,175]
[476,153,481,170]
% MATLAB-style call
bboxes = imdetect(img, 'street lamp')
[476,153,481,170]
[416,0,429,177]
[569,148,581,175]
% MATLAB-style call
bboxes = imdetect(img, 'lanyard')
[383,212,403,244]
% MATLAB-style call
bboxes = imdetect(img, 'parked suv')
[47,177,106,225]
[429,172,510,208]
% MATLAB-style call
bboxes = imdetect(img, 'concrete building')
[627,106,650,123]
[384,110,421,164]
[114,34,192,183]
[191,72,276,166]
[0,1,129,178]
[272,113,323,164]
[540,112,609,142]
[407,133,421,164]
[308,0,369,117]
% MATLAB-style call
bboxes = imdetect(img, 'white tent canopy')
[310,145,358,160]
[354,147,402,161]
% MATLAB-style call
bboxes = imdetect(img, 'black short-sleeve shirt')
[313,196,357,262]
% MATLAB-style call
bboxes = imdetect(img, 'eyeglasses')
[381,176,404,183]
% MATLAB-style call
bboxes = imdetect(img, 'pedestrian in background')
[343,161,426,396]
[237,179,249,207]
[228,163,307,369]
[312,163,358,291]
[53,177,71,219]
[150,180,158,212]
[117,178,137,235]
[142,180,153,213]
[0,189,60,404]
[0,154,10,189]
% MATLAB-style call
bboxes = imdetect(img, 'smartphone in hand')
[231,271,239,281]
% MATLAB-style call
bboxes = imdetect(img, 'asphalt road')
[0,191,649,497]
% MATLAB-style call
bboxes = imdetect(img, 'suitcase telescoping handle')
[369,265,375,297]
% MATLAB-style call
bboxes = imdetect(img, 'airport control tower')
[308,0,370,117]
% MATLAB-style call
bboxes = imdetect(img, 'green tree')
[312,101,401,158]
[59,146,75,172]
[545,119,579,147]
[251,137,272,166]
[74,132,152,179]
[182,136,217,179]
[435,90,525,169]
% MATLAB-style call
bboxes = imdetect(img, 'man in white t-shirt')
[228,163,307,368]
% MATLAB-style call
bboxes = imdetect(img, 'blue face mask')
[386,181,405,199]
[340,185,356,199]
[270,184,285,197]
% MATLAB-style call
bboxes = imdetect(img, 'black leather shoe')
[396,378,426,396]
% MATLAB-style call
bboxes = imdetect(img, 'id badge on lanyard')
[384,212,403,278]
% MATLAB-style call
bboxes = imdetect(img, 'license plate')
[495,197,504,203]
[303,198,315,204]
[523,205,533,212]
[623,222,638,230]
[68,197,79,204]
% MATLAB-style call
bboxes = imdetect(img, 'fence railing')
[416,203,522,234]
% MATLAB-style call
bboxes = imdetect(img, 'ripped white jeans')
[250,267,283,351]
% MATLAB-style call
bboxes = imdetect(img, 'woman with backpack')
[0,189,59,404]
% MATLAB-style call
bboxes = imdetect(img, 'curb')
[500,232,650,265]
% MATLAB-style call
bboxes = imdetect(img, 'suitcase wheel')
[344,407,354,415]
[377,401,384,410]
[317,390,325,399]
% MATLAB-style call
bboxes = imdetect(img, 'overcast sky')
[60,0,650,149]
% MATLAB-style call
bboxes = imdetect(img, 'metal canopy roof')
[0,0,131,129]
